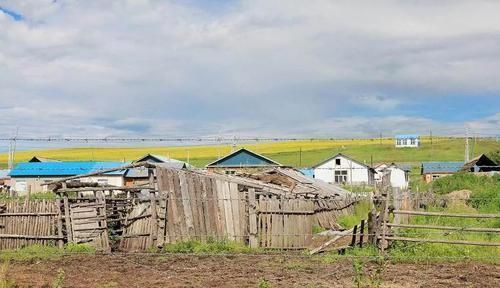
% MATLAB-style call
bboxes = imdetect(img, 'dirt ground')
[5,254,500,288]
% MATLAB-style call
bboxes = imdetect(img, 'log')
[309,228,354,255]
[393,210,500,219]
[384,236,500,247]
[386,223,500,233]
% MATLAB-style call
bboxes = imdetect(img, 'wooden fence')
[369,191,500,253]
[0,200,61,250]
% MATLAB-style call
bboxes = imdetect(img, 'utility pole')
[299,147,302,168]
[430,129,433,145]
[465,127,470,162]
[379,132,382,145]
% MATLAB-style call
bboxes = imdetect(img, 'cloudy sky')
[0,0,499,139]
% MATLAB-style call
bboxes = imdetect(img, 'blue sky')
[0,0,498,139]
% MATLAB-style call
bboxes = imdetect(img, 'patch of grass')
[162,239,256,254]
[257,278,271,288]
[337,201,372,229]
[51,269,65,288]
[0,244,95,262]
[0,192,57,201]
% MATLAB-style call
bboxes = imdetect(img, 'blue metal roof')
[421,162,464,174]
[206,148,281,168]
[9,161,128,177]
[299,168,314,178]
[396,134,419,139]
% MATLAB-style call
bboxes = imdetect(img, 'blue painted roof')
[9,161,128,177]
[206,148,281,168]
[421,162,464,174]
[299,168,314,178]
[396,134,419,139]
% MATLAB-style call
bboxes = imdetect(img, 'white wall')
[314,155,373,185]
[387,167,408,189]
[395,138,419,148]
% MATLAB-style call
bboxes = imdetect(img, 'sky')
[0,0,499,140]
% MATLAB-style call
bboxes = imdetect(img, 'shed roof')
[206,148,281,168]
[0,169,10,179]
[421,162,463,174]
[28,156,61,163]
[9,161,128,177]
[395,134,419,139]
[461,154,499,172]
[126,155,193,178]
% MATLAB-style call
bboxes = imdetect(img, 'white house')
[395,134,420,148]
[375,163,410,189]
[312,153,375,185]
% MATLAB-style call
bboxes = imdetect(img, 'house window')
[334,170,348,183]
[225,170,236,175]
[410,138,416,145]
[335,159,341,165]
[396,139,401,146]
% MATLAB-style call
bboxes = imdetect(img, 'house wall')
[12,175,124,196]
[387,167,408,189]
[395,138,420,148]
[314,156,373,185]
[422,173,454,183]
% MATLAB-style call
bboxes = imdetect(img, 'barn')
[313,153,375,186]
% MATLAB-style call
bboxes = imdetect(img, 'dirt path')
[5,254,500,287]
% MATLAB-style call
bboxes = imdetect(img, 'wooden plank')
[214,179,226,240]
[248,188,258,248]
[63,195,73,242]
[149,169,158,247]
[179,171,193,238]
[223,181,235,241]
[229,182,241,242]
[309,228,354,255]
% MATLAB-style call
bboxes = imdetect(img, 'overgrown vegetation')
[337,201,372,229]
[162,239,256,254]
[0,192,56,201]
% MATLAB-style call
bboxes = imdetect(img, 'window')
[334,170,348,183]
[225,170,236,175]
[335,158,341,165]
[410,138,416,145]
[396,139,401,146]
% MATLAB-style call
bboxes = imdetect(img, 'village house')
[9,161,127,195]
[421,161,463,183]
[395,134,420,148]
[206,148,282,174]
[312,153,375,185]
[124,154,192,186]
[374,163,410,189]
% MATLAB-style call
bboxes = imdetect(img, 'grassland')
[1,137,498,169]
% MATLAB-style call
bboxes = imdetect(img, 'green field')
[1,137,498,169]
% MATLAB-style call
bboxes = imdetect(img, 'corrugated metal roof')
[206,148,281,168]
[0,169,10,179]
[421,162,464,174]
[395,134,419,139]
[9,162,128,177]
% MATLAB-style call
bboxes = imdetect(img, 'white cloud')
[0,0,499,139]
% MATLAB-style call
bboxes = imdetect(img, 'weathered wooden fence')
[0,200,61,250]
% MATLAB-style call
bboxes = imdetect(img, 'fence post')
[62,183,73,243]
[368,208,377,246]
[149,168,158,247]
[248,188,258,248]
[56,195,64,248]
[359,219,365,248]
[380,192,389,254]
[350,225,358,247]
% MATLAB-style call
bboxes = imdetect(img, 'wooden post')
[149,168,158,247]
[248,188,258,248]
[62,191,73,242]
[368,208,377,245]
[350,225,358,247]
[380,192,389,254]
[359,219,365,248]
[55,196,64,248]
